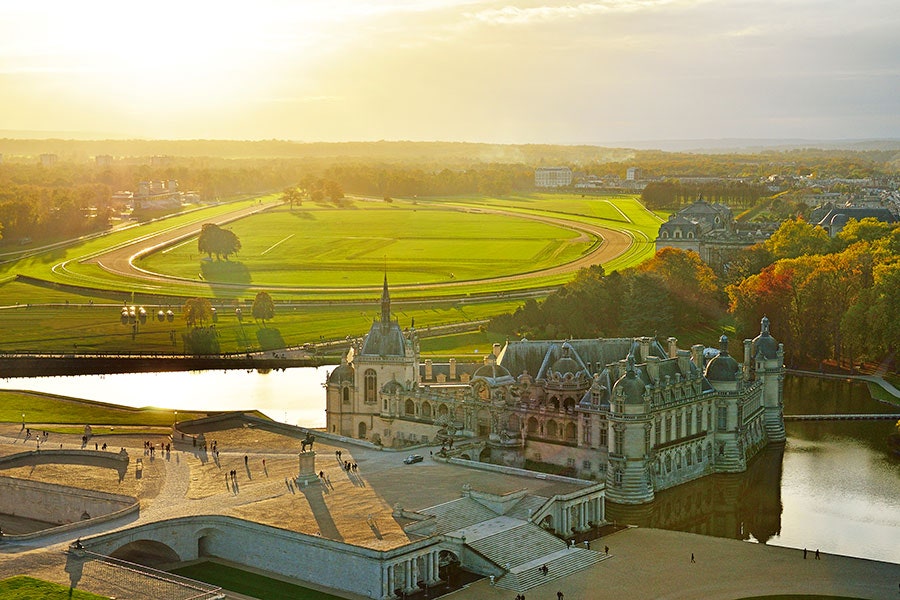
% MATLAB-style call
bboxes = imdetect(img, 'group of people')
[803,548,821,559]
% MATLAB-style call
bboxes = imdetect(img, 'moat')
[5,369,899,564]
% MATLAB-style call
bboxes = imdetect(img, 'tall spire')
[381,272,391,325]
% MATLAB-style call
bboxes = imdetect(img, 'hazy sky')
[1,0,898,143]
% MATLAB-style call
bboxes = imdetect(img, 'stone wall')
[0,476,135,526]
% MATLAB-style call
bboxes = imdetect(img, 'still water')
[5,369,899,564]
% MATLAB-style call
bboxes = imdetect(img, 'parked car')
[403,454,424,464]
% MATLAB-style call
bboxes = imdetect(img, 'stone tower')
[750,316,786,442]
[606,354,654,505]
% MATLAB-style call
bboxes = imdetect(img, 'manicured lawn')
[0,391,211,426]
[138,204,593,287]
[170,561,344,600]
[0,288,523,354]
[0,576,108,599]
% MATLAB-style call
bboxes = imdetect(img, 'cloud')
[464,0,704,25]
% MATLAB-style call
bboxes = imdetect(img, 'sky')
[1,0,898,144]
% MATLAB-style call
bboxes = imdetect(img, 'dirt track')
[63,201,635,295]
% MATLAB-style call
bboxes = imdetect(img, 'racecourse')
[0,192,663,354]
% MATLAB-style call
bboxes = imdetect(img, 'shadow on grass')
[256,327,285,350]
[200,260,251,285]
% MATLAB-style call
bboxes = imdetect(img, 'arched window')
[527,417,539,434]
[687,231,694,239]
[438,404,449,417]
[549,397,559,411]
[358,422,367,438]
[662,231,669,239]
[508,414,520,432]
[546,420,558,438]
[404,399,416,416]
[364,370,377,404]
[563,398,576,413]
[565,422,577,441]
[675,230,682,239]
[421,402,432,419]
[342,387,350,404]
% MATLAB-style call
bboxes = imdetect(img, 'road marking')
[261,234,294,256]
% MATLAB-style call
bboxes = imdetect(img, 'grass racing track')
[41,194,660,301]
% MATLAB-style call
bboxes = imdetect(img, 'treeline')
[322,163,535,197]
[490,248,723,340]
[0,182,112,241]
[583,148,900,180]
[490,218,899,368]
[640,180,771,210]
[727,218,899,367]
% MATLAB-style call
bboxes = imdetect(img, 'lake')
[4,368,899,564]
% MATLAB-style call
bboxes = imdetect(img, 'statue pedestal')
[296,451,319,486]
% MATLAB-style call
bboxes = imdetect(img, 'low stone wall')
[0,476,137,536]
[442,456,594,486]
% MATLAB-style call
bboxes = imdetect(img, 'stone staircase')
[465,522,607,592]
[496,546,607,592]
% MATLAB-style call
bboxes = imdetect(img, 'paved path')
[447,527,900,600]
[787,369,900,401]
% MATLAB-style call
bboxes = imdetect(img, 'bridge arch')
[109,539,180,568]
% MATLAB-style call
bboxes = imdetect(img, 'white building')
[535,167,573,188]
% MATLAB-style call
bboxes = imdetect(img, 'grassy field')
[0,391,211,426]
[0,192,662,353]
[137,204,594,287]
[0,576,109,599]
[0,287,522,353]
[170,561,344,600]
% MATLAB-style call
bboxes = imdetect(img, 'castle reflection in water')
[607,442,785,543]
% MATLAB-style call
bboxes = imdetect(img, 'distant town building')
[150,155,171,167]
[132,180,182,210]
[39,153,58,167]
[535,167,573,188]
[656,196,774,270]
[326,279,785,505]
[810,202,899,237]
[626,167,641,181]
[95,154,113,167]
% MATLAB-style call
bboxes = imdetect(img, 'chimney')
[425,359,433,380]
[677,350,692,377]
[449,358,457,380]
[639,337,652,361]
[691,344,705,371]
[667,337,678,359]
[645,356,660,384]
[492,342,502,357]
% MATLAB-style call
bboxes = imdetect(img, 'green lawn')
[138,205,593,287]
[0,192,661,353]
[0,576,108,599]
[0,391,211,426]
[0,290,523,354]
[170,561,344,600]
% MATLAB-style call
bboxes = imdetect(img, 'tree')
[197,223,241,260]
[764,218,830,260]
[638,247,722,324]
[835,217,894,249]
[252,291,275,326]
[281,186,303,209]
[183,297,212,329]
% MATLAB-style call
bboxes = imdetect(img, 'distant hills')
[0,135,898,163]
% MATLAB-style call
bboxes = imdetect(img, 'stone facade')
[326,280,786,505]
[655,196,774,269]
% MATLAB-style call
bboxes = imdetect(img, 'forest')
[489,218,900,369]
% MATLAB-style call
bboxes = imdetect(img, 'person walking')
[804,548,807,559]
[691,553,695,563]
[815,549,820,560]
